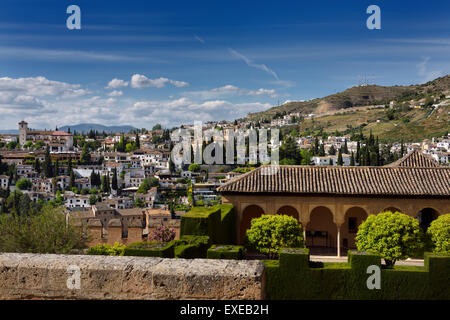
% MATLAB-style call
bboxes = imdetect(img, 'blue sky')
[0,0,449,129]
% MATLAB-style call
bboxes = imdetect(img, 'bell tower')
[18,120,28,146]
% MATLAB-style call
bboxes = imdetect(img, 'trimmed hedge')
[123,241,175,258]
[87,243,126,256]
[216,204,236,244]
[265,249,450,300]
[172,235,210,258]
[180,204,236,245]
[180,207,221,242]
[207,245,244,260]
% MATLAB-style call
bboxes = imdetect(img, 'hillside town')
[0,116,448,246]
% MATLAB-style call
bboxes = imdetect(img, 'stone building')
[69,203,146,246]
[18,121,73,150]
[218,151,450,256]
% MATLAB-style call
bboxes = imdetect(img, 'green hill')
[248,75,450,120]
[248,75,450,142]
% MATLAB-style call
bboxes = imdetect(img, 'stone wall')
[0,253,265,300]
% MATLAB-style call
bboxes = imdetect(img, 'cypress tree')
[34,159,41,174]
[356,141,361,165]
[69,170,75,189]
[135,133,140,149]
[54,160,59,176]
[350,152,355,166]
[112,168,118,191]
[44,146,53,178]
[337,148,343,166]
[343,140,348,154]
[101,175,107,193]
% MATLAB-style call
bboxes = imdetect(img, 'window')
[348,217,357,233]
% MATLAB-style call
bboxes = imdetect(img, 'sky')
[0,0,449,130]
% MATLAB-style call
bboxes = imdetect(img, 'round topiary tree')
[355,211,424,267]
[427,213,450,254]
[246,214,303,258]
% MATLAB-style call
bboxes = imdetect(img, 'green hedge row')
[180,204,236,245]
[172,235,210,258]
[216,204,236,244]
[180,206,221,242]
[265,249,450,300]
[207,245,244,260]
[123,241,175,258]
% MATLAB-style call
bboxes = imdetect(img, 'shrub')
[173,235,210,258]
[356,211,424,267]
[246,215,304,258]
[216,204,235,244]
[427,214,450,254]
[15,178,32,191]
[149,225,176,243]
[123,241,174,258]
[207,245,244,260]
[87,242,126,256]
[180,206,221,242]
[0,205,88,254]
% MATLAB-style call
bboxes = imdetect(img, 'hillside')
[249,75,450,142]
[248,75,450,121]
[59,123,137,134]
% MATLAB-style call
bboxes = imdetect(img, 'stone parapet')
[0,253,265,300]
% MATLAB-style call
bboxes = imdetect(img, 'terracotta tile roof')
[385,150,439,168]
[217,165,450,197]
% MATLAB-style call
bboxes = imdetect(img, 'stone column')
[336,224,342,257]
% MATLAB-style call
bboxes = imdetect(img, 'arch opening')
[342,207,368,249]
[240,205,264,244]
[417,208,439,232]
[306,206,336,254]
[276,205,299,221]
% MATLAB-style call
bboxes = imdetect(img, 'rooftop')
[217,165,450,197]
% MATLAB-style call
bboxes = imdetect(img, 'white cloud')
[130,74,189,89]
[417,57,443,82]
[0,75,271,129]
[194,35,205,43]
[229,48,279,81]
[185,85,279,100]
[106,78,129,89]
[107,90,123,97]
[0,76,90,98]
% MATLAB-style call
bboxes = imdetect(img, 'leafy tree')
[280,136,301,164]
[81,144,91,164]
[137,177,159,194]
[89,194,98,205]
[0,205,88,253]
[188,163,201,172]
[427,214,450,254]
[15,178,32,191]
[356,211,424,267]
[246,215,304,258]
[318,144,325,156]
[300,149,312,165]
[152,124,162,131]
[134,197,145,208]
[328,145,336,155]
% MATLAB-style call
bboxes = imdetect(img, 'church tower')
[18,121,28,146]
